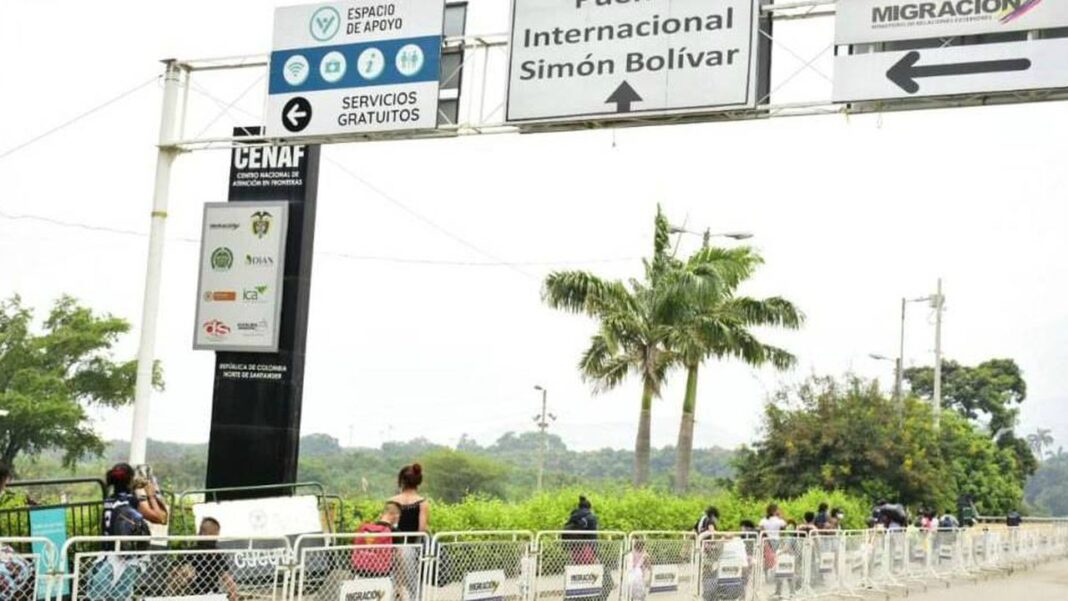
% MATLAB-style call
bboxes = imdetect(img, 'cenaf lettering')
[872,0,1025,23]
[345,591,386,601]
[234,146,305,170]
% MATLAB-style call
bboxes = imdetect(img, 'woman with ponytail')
[104,463,168,527]
[87,464,169,600]
[390,463,430,599]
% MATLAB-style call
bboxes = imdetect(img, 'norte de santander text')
[519,5,744,82]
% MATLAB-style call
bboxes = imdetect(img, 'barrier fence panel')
[750,533,808,601]
[625,532,696,601]
[62,535,292,601]
[806,532,844,598]
[696,533,760,601]
[867,530,908,595]
[0,536,57,601]
[930,529,967,580]
[427,531,534,601]
[292,532,428,601]
[837,530,873,596]
[534,531,626,601]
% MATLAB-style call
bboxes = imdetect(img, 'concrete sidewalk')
[903,560,1068,601]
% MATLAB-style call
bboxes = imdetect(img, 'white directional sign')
[836,0,1068,45]
[506,0,761,123]
[833,38,1068,102]
[266,1,445,138]
[194,202,288,353]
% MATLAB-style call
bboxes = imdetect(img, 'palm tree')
[1028,428,1055,461]
[668,245,804,492]
[543,208,696,486]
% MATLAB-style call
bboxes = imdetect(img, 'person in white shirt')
[759,504,793,599]
[759,504,787,539]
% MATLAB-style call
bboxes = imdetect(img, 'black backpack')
[103,495,151,550]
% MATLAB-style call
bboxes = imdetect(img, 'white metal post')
[536,387,548,492]
[896,297,906,408]
[933,278,945,431]
[130,60,183,466]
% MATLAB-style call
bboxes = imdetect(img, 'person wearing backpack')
[86,463,169,601]
[352,502,402,577]
[695,506,720,538]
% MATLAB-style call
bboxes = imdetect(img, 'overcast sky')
[0,1,1065,456]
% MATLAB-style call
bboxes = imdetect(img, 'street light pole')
[933,278,945,431]
[533,385,553,493]
[896,298,906,409]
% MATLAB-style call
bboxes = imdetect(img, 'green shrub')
[344,487,870,533]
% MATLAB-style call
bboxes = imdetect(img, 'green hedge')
[343,487,870,533]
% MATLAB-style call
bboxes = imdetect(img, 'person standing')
[0,465,33,601]
[759,504,786,539]
[563,496,600,564]
[87,463,169,601]
[391,464,429,600]
[695,506,720,538]
[759,505,790,600]
[814,503,830,530]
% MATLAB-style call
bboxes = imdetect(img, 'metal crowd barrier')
[6,524,1067,601]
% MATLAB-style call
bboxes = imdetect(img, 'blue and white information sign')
[267,1,445,138]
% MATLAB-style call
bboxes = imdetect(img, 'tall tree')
[543,208,692,486]
[735,374,1027,514]
[0,296,163,469]
[1027,428,1054,461]
[904,358,1037,481]
[904,358,1026,435]
[668,245,802,492]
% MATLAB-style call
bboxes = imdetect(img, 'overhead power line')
[0,209,636,269]
[184,83,537,278]
[0,75,160,163]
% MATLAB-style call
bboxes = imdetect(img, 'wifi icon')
[283,55,310,87]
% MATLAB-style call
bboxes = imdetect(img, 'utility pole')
[533,385,555,492]
[932,278,945,431]
[895,298,906,409]
[130,60,183,467]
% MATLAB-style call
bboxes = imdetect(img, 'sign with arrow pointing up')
[834,38,1068,103]
[506,0,762,124]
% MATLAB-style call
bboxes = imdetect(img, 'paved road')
[905,560,1068,601]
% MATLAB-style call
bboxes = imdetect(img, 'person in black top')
[170,518,238,601]
[390,464,429,601]
[564,496,600,537]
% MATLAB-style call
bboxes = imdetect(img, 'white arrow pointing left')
[286,104,308,127]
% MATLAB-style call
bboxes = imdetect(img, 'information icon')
[320,51,347,84]
[395,44,425,77]
[358,48,386,81]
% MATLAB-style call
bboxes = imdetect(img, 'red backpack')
[351,523,395,575]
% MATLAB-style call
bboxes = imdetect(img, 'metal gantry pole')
[129,60,183,466]
[933,278,945,431]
